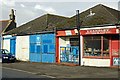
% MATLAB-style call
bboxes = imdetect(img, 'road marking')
[2,67,56,78]
[40,75,56,78]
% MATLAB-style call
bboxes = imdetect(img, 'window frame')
[83,35,110,59]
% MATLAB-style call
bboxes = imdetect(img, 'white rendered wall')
[59,37,68,47]
[16,36,29,61]
[82,58,110,67]
[59,37,72,47]
[3,39,10,52]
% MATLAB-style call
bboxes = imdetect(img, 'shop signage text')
[86,29,110,34]
[65,30,72,35]
[80,28,117,35]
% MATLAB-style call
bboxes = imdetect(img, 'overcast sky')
[0,0,120,27]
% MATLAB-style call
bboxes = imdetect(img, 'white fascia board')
[3,35,12,38]
[80,26,117,30]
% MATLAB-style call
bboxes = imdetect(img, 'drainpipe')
[76,10,81,66]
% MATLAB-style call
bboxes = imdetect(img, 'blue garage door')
[29,33,55,63]
[41,34,55,63]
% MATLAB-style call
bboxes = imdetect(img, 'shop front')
[80,25,120,67]
[56,29,79,64]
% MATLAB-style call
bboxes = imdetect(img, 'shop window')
[83,35,109,58]
[103,36,109,57]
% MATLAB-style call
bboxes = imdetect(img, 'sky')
[0,0,120,27]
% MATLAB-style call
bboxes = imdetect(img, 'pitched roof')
[0,20,11,33]
[0,20,16,34]
[5,14,69,35]
[4,4,120,35]
[56,4,120,28]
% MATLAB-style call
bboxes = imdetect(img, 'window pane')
[84,36,101,56]
[103,36,109,57]
[84,36,101,40]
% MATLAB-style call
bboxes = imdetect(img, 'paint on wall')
[16,36,29,61]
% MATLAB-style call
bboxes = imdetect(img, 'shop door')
[60,46,79,64]
[111,35,120,66]
[10,38,16,55]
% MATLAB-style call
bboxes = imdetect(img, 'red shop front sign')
[80,28,117,35]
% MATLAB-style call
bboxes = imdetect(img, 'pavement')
[2,61,120,78]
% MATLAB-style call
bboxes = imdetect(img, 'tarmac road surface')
[2,67,55,78]
[2,62,120,78]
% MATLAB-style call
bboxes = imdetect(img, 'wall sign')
[65,30,72,35]
[113,57,120,66]
[80,28,117,35]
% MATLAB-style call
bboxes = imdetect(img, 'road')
[2,67,53,78]
[2,62,119,78]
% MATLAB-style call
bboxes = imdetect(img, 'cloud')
[34,4,56,14]
[45,7,56,14]
[16,8,38,26]
[34,5,42,9]
[20,4,25,7]
[1,0,15,6]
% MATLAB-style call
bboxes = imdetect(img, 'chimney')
[9,9,15,21]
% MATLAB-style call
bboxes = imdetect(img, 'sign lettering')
[86,29,110,34]
[80,28,117,35]
[65,30,72,35]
